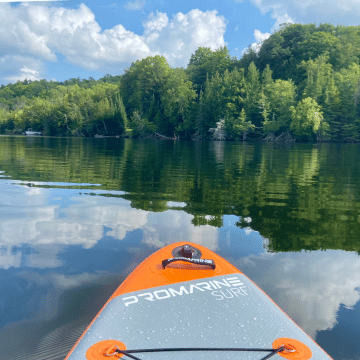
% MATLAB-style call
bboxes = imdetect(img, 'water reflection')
[0,180,227,359]
[2,137,360,254]
[233,250,360,355]
[1,137,360,359]
[0,182,223,270]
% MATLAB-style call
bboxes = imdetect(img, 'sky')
[0,0,360,85]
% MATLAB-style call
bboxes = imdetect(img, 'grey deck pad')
[68,274,331,359]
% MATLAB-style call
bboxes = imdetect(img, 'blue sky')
[0,0,359,84]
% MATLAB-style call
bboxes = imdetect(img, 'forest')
[1,23,360,142]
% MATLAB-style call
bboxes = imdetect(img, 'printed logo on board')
[122,277,248,306]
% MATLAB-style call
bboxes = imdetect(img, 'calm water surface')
[1,136,360,360]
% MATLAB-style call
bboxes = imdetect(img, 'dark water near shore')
[1,136,360,360]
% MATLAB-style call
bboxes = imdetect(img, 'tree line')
[1,23,360,142]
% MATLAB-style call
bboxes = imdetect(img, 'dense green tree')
[160,68,196,135]
[290,97,327,139]
[332,63,360,141]
[262,79,296,134]
[203,68,247,135]
[297,32,339,66]
[243,62,262,128]
[226,107,254,140]
[332,26,360,70]
[254,23,360,84]
[237,47,258,72]
[121,56,171,120]
[130,110,157,137]
[187,46,233,94]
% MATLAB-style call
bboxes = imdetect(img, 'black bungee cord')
[106,344,293,359]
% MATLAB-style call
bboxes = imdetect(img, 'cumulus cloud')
[143,10,226,67]
[250,29,271,52]
[249,0,360,28]
[236,250,360,338]
[0,3,226,83]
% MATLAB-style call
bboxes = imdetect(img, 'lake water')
[1,136,360,360]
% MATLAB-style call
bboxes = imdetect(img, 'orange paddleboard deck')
[64,241,333,360]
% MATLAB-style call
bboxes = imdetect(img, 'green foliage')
[254,23,360,84]
[121,56,170,119]
[2,23,360,142]
[130,111,157,137]
[331,63,360,142]
[226,108,255,140]
[243,62,262,128]
[290,97,327,139]
[262,79,296,133]
[202,68,247,135]
[187,46,233,94]
[160,68,196,133]
[121,56,196,137]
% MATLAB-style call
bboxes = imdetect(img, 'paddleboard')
[64,241,333,360]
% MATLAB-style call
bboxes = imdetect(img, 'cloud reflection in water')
[2,180,360,360]
[235,250,360,340]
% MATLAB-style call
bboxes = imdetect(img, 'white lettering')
[211,290,223,301]
[230,288,246,297]
[220,289,234,299]
[196,282,214,291]
[213,279,231,288]
[189,284,205,293]
[209,281,218,289]
[138,293,155,301]
[169,286,189,297]
[123,281,248,306]
[240,287,248,295]
[154,290,171,300]
[123,296,138,307]
[226,277,244,286]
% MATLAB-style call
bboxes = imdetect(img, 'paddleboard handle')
[171,244,202,259]
[162,257,216,269]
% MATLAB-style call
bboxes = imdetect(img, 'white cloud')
[249,0,360,28]
[124,0,145,11]
[0,184,220,268]
[143,10,226,67]
[236,250,360,338]
[0,187,150,265]
[0,56,44,83]
[254,29,271,43]
[142,210,219,250]
[0,4,55,62]
[143,11,169,33]
[0,3,227,83]
[250,29,271,52]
